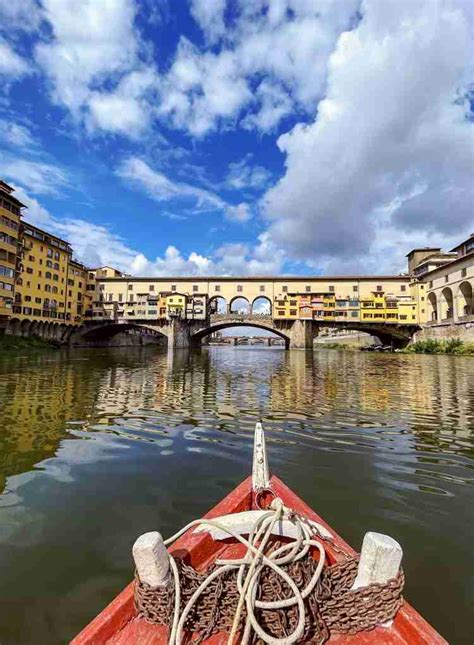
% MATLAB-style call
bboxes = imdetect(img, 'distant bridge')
[68,312,418,349]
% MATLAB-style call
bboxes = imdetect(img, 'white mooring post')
[133,531,170,588]
[252,422,270,491]
[351,531,403,589]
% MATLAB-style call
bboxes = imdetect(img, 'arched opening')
[20,319,31,337]
[251,296,272,315]
[29,320,38,337]
[229,297,250,314]
[7,317,21,336]
[36,321,44,338]
[209,296,227,315]
[192,321,289,349]
[458,281,473,318]
[440,287,454,321]
[427,292,438,322]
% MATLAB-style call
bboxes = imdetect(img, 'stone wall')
[413,321,474,343]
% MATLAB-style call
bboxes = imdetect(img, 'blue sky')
[0,0,472,276]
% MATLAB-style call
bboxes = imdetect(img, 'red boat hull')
[72,475,446,644]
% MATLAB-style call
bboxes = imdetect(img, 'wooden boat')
[72,423,446,644]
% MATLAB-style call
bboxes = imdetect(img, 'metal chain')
[135,545,404,643]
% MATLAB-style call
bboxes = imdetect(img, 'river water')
[0,346,472,644]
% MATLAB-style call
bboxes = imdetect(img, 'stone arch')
[7,317,21,336]
[29,320,39,337]
[440,287,454,321]
[20,319,31,337]
[229,296,250,314]
[192,321,289,347]
[427,292,437,322]
[43,321,52,339]
[457,281,473,318]
[209,296,227,315]
[251,296,272,315]
[58,323,68,342]
[35,321,44,338]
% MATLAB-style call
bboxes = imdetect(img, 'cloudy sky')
[0,0,472,276]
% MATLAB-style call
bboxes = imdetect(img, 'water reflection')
[0,347,473,643]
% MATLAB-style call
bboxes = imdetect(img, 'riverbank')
[404,339,474,355]
[0,334,59,352]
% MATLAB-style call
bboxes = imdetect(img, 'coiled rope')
[161,497,326,645]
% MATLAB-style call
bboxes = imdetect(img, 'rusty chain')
[135,543,404,643]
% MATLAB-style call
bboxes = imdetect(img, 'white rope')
[162,498,326,645]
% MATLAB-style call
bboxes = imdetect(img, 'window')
[53,274,59,281]
[108,294,113,302]
[35,297,41,304]
[290,309,297,315]
[26,267,33,274]
[171,285,176,291]
[351,311,358,317]
[305,286,311,292]
[352,285,358,292]
[128,284,133,290]
[46,260,53,268]
[53,263,59,270]
[47,249,53,258]
[215,285,221,292]
[282,286,288,293]
[329,285,335,292]
[429,281,433,288]
[376,285,383,292]
[193,285,198,292]
[445,275,449,283]
[237,285,243,292]
[149,285,155,291]
[45,272,52,279]
[54,252,60,260]
[401,285,406,292]
[461,268,467,277]
[118,293,123,301]
[28,255,35,261]
[260,285,265,292]
[25,295,31,302]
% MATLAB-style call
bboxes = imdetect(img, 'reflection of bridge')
[70,312,418,350]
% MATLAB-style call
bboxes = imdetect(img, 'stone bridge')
[70,313,418,349]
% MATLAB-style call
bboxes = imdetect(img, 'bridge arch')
[229,296,250,314]
[427,292,437,322]
[251,296,272,315]
[440,287,454,321]
[191,320,290,348]
[457,281,472,318]
[71,321,167,345]
[209,295,227,314]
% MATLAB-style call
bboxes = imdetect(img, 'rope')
[161,498,326,645]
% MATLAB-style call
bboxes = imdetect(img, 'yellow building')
[165,293,186,319]
[15,222,72,322]
[0,180,23,320]
[66,259,91,324]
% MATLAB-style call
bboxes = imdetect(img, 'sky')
[0,0,473,277]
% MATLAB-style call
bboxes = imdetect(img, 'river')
[0,346,472,644]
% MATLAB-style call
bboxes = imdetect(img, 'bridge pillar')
[289,320,316,350]
[168,318,191,348]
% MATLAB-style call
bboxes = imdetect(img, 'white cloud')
[160,0,359,135]
[0,0,42,32]
[0,119,35,147]
[225,155,272,191]
[118,156,253,222]
[0,37,30,77]
[190,0,227,44]
[263,0,474,273]
[15,185,282,276]
[35,0,151,135]
[0,158,69,195]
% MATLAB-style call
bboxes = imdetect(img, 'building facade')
[0,181,23,321]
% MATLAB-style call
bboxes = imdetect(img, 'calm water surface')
[0,347,472,644]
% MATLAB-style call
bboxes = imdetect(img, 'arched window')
[45,271,52,279]
[230,297,250,314]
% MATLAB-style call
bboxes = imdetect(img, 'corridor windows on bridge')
[252,297,271,316]
[193,285,198,292]
[215,285,221,292]
[171,285,176,291]
[149,285,154,291]
[306,286,311,292]
[230,297,250,314]
[329,285,335,292]
[237,285,243,293]
[259,285,265,292]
